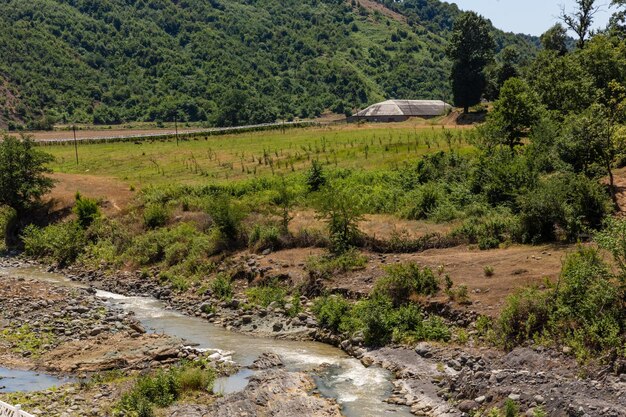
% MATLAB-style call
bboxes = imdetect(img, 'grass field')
[45,120,473,187]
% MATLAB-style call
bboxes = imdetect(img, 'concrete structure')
[349,99,452,122]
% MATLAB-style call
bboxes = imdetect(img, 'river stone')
[272,322,283,332]
[250,352,284,370]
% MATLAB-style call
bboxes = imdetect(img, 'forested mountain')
[0,0,538,128]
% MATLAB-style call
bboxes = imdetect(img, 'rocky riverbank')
[3,256,626,417]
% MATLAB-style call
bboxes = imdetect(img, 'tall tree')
[540,24,569,55]
[487,78,543,152]
[560,0,601,49]
[0,135,54,246]
[446,12,495,113]
[610,0,626,37]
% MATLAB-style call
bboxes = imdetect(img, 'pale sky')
[450,0,613,36]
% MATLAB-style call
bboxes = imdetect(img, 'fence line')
[0,400,35,417]
[32,121,319,146]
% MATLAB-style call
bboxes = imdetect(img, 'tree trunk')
[463,105,469,114]
[608,163,619,210]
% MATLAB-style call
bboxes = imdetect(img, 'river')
[1,265,413,417]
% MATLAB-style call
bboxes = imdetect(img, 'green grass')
[43,122,472,186]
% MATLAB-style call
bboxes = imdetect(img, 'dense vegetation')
[3,0,626,369]
[0,0,537,129]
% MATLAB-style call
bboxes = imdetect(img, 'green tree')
[315,184,363,255]
[487,78,543,151]
[526,51,596,115]
[540,23,569,55]
[447,12,495,113]
[560,0,601,49]
[0,135,54,246]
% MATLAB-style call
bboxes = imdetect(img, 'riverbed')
[1,264,413,417]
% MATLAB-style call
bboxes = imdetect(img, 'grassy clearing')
[43,121,472,186]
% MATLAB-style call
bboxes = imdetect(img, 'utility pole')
[73,125,79,165]
[174,115,179,146]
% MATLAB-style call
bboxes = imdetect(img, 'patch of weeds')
[246,281,286,308]
[210,272,233,301]
[312,294,352,332]
[306,248,367,278]
[483,265,494,277]
[0,324,56,358]
[373,262,439,307]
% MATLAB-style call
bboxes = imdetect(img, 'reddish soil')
[249,243,572,317]
[47,173,135,215]
[290,209,456,240]
[14,128,203,141]
[354,0,406,22]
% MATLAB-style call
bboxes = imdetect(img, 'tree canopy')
[446,12,495,113]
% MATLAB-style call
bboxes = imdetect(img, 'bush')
[403,183,443,220]
[306,249,367,278]
[373,262,439,307]
[206,195,244,242]
[452,208,520,249]
[73,193,100,228]
[246,282,286,307]
[116,364,214,417]
[306,160,326,192]
[211,272,233,301]
[315,184,363,254]
[312,295,352,332]
[248,224,281,252]
[497,286,552,349]
[518,173,611,243]
[143,204,169,229]
[22,222,86,266]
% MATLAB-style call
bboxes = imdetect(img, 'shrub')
[312,295,352,332]
[484,265,495,277]
[306,160,326,192]
[504,399,519,417]
[452,208,520,249]
[22,222,86,266]
[206,195,244,242]
[248,224,281,252]
[373,262,439,307]
[315,184,363,254]
[518,173,611,243]
[496,286,552,349]
[211,272,233,301]
[143,204,169,229]
[73,193,100,228]
[306,248,367,278]
[116,364,214,417]
[403,183,443,220]
[246,282,286,307]
[177,366,216,393]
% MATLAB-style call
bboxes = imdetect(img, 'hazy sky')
[450,0,613,36]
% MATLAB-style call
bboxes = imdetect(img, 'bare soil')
[246,243,571,316]
[47,172,135,215]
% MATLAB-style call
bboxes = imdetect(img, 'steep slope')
[0,0,537,127]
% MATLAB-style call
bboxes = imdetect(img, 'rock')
[533,395,545,404]
[562,346,572,354]
[89,326,107,336]
[272,322,283,332]
[508,393,521,401]
[475,395,486,404]
[129,322,145,334]
[250,352,284,370]
[447,359,462,371]
[458,400,479,412]
[415,342,432,358]
[241,315,253,324]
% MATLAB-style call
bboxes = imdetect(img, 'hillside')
[0,0,538,129]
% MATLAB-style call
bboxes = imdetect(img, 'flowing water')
[1,266,413,417]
